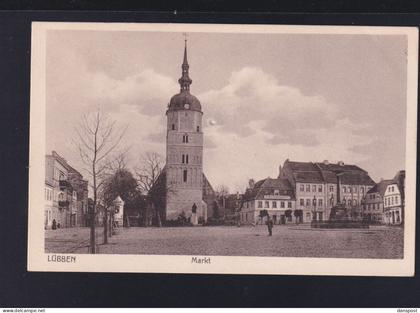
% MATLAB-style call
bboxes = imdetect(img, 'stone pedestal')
[191,212,198,225]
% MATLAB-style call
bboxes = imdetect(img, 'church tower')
[165,39,205,223]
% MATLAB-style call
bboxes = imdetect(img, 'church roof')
[168,91,202,112]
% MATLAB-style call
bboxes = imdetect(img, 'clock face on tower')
[184,103,190,109]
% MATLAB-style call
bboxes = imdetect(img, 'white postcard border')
[28,22,418,276]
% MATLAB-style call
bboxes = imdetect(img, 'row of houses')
[238,159,405,226]
[363,170,405,225]
[44,152,405,228]
[44,151,89,229]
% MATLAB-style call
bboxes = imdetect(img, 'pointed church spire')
[178,36,192,92]
[182,38,188,67]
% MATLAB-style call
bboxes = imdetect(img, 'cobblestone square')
[45,225,403,259]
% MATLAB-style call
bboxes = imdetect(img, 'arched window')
[183,169,187,182]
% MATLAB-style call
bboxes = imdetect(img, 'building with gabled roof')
[363,179,392,223]
[279,159,376,223]
[240,177,296,225]
[383,170,405,225]
[45,151,89,228]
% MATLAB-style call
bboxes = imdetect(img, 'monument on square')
[312,172,369,229]
[113,195,125,228]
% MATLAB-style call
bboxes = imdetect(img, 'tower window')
[186,154,189,164]
[172,124,175,130]
[183,135,189,143]
[197,126,200,132]
[183,169,187,182]
[182,154,185,164]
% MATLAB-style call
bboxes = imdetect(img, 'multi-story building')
[361,170,405,225]
[279,159,375,223]
[67,165,89,227]
[388,170,405,225]
[383,176,404,225]
[45,151,88,228]
[363,179,390,223]
[44,180,54,228]
[240,178,296,225]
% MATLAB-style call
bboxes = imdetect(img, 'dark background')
[0,5,419,308]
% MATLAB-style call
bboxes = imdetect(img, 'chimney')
[278,165,282,177]
[248,179,255,189]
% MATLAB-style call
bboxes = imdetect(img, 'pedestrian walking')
[266,215,273,236]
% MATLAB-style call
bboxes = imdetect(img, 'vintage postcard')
[28,22,417,275]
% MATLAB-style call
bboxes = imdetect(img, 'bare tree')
[74,109,127,252]
[215,184,230,197]
[136,152,164,193]
[135,152,170,227]
[105,150,130,173]
[215,185,230,219]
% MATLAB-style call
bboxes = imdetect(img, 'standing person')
[267,214,273,236]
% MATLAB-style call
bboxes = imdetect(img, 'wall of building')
[44,183,53,228]
[363,192,384,223]
[240,198,298,225]
[384,183,402,225]
[166,187,204,221]
[166,107,205,222]
[295,182,326,222]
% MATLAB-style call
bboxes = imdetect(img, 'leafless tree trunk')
[135,152,168,227]
[74,109,127,252]
[215,184,229,218]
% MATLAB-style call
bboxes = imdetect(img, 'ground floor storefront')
[240,208,328,225]
[362,212,384,224]
[45,207,81,229]
[384,207,403,225]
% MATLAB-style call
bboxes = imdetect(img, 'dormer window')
[274,189,279,195]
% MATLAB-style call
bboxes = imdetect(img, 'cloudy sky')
[46,29,407,192]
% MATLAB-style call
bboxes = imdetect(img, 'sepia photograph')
[28,22,417,275]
